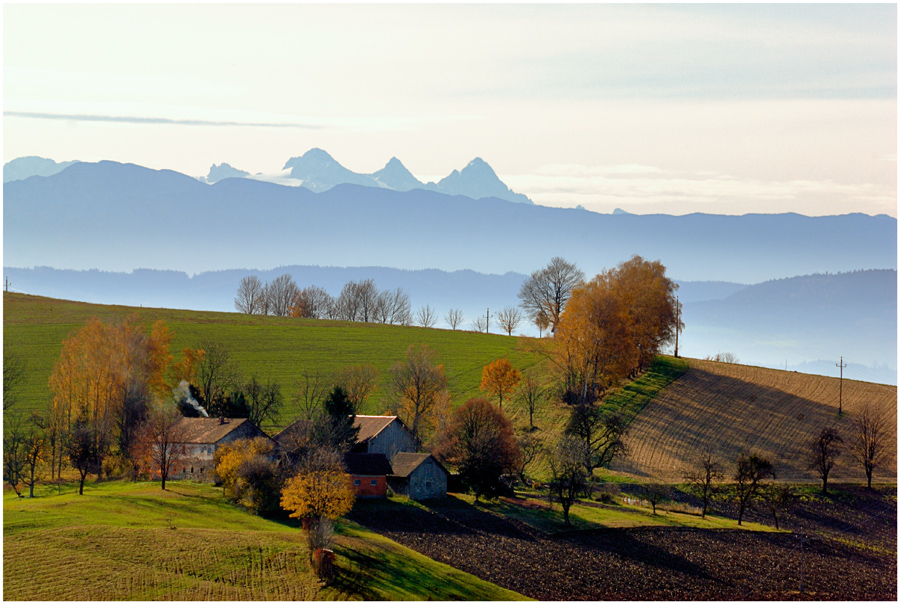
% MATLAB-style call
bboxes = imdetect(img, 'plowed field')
[611,359,897,482]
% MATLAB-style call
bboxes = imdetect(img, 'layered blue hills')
[3,160,895,285]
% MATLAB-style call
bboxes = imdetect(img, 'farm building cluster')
[168,414,448,500]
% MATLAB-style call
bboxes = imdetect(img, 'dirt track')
[349,490,896,601]
[612,359,897,482]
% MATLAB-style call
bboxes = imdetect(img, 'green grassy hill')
[3,480,526,600]
[3,292,689,481]
[3,292,543,430]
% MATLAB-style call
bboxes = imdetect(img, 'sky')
[3,3,897,216]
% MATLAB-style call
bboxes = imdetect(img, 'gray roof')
[344,453,393,476]
[354,415,401,443]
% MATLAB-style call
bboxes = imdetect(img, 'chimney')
[219,413,225,425]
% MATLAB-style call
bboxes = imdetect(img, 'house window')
[425,481,432,489]
[353,479,361,486]
[370,479,378,486]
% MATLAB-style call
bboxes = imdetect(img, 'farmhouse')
[273,413,448,499]
[171,417,270,482]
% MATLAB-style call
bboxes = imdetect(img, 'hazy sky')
[4,3,897,216]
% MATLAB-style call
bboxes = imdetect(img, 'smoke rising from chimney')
[174,380,208,417]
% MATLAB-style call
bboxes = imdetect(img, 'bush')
[594,483,620,505]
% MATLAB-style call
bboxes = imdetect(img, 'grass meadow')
[3,291,685,483]
[2,480,526,601]
[3,292,543,430]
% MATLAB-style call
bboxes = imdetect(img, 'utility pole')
[486,308,490,334]
[4,277,8,293]
[836,356,847,415]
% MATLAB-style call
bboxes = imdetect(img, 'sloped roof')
[344,453,393,476]
[389,452,448,478]
[174,417,255,444]
[353,415,400,443]
[273,418,313,447]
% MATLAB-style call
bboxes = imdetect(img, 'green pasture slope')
[3,480,526,600]
[3,292,543,430]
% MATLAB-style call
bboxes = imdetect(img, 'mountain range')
[4,150,533,204]
[3,160,895,283]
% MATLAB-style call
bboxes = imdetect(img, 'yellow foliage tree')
[480,358,521,410]
[553,255,679,404]
[280,469,356,521]
[214,437,274,499]
[48,316,174,475]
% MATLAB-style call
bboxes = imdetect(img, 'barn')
[352,415,417,457]
[388,452,449,500]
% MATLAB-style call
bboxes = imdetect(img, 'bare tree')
[565,404,627,476]
[643,483,671,515]
[3,416,27,497]
[497,305,523,336]
[389,345,448,446]
[683,449,723,518]
[705,352,739,363]
[267,274,299,317]
[415,304,438,328]
[849,403,889,489]
[234,275,265,314]
[20,415,47,498]
[807,426,843,495]
[335,281,361,321]
[66,420,99,495]
[259,281,272,315]
[534,309,550,338]
[293,370,331,420]
[336,364,378,411]
[515,430,543,484]
[356,279,379,322]
[471,316,487,333]
[291,285,333,319]
[547,435,590,527]
[243,375,283,427]
[759,484,794,530]
[518,257,585,335]
[516,370,545,431]
[374,287,411,325]
[139,401,186,490]
[445,308,464,330]
[333,279,379,322]
[3,352,25,411]
[733,453,773,525]
[195,340,239,411]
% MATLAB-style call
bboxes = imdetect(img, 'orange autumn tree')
[48,315,174,477]
[553,255,679,405]
[480,358,521,410]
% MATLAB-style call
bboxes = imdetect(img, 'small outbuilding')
[344,453,394,498]
[388,452,448,500]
